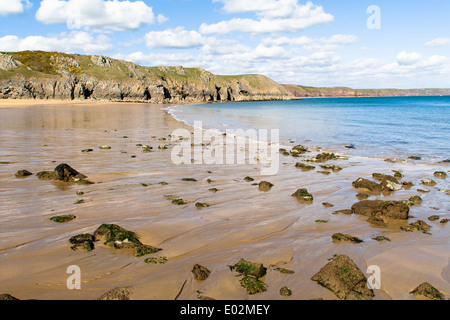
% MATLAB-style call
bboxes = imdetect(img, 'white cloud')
[145,27,204,49]
[201,38,251,55]
[201,1,333,34]
[0,0,30,16]
[0,31,112,54]
[262,34,357,51]
[157,14,169,25]
[114,51,196,67]
[35,0,155,32]
[396,51,422,66]
[425,37,450,47]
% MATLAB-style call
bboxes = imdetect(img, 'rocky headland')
[0,51,295,103]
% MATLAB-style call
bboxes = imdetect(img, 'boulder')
[351,200,410,226]
[380,175,402,191]
[37,163,93,184]
[434,171,447,179]
[308,152,337,163]
[331,233,363,244]
[290,145,308,155]
[400,220,431,234]
[93,224,161,257]
[295,162,315,171]
[69,234,95,252]
[231,259,267,295]
[15,169,33,178]
[192,264,211,281]
[292,188,313,202]
[311,254,374,300]
[352,178,381,194]
[421,178,437,186]
[258,181,273,191]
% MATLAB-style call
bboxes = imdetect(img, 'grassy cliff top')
[0,51,283,92]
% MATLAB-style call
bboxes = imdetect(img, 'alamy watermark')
[367,265,381,290]
[66,265,81,290]
[170,121,280,176]
[367,5,381,30]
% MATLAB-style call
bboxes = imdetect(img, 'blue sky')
[1,0,449,88]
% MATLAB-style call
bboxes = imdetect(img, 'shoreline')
[0,100,448,300]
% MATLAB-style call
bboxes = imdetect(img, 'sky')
[0,0,449,89]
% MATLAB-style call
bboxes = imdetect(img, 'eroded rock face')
[91,55,114,67]
[351,200,410,226]
[0,53,295,103]
[311,254,374,300]
[0,54,19,70]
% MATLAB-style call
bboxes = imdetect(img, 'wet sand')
[0,100,448,300]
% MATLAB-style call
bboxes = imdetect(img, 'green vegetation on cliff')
[0,51,294,103]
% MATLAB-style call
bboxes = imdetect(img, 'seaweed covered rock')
[409,195,423,205]
[280,286,292,296]
[421,178,437,186]
[50,215,76,223]
[195,202,210,209]
[0,293,19,300]
[230,259,267,295]
[15,169,33,178]
[311,254,374,300]
[380,175,402,192]
[292,188,313,203]
[308,152,337,163]
[192,264,211,281]
[352,178,382,194]
[258,181,273,191]
[231,259,266,278]
[37,163,93,184]
[295,162,315,171]
[93,224,161,257]
[69,234,95,252]
[331,233,363,244]
[410,282,445,300]
[290,145,308,155]
[320,164,343,172]
[351,200,410,227]
[97,286,133,300]
[400,220,431,234]
[434,171,447,179]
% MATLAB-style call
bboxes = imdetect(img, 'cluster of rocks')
[70,224,162,257]
[15,163,94,185]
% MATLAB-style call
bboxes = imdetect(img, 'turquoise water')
[168,96,450,161]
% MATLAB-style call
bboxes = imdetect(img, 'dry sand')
[0,99,448,300]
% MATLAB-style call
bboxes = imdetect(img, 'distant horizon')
[3,48,450,92]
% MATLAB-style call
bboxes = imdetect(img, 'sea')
[167,96,450,162]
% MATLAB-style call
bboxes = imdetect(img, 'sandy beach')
[0,99,448,300]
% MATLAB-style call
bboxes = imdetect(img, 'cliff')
[284,84,450,98]
[0,51,295,103]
